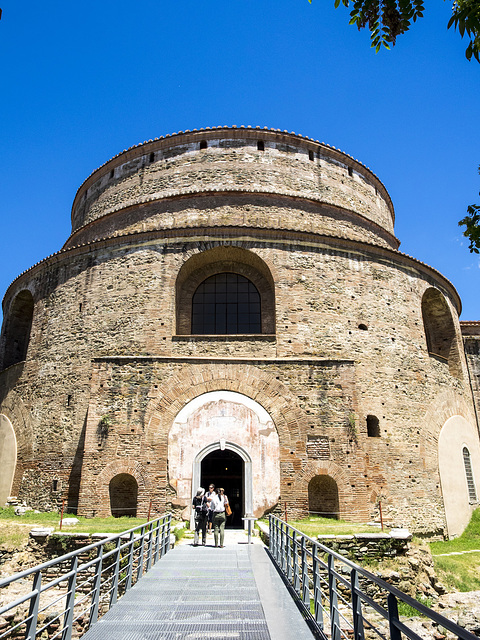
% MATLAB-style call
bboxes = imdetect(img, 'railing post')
[162,517,169,557]
[25,570,41,640]
[274,518,279,561]
[351,568,365,640]
[146,521,154,572]
[293,530,300,593]
[286,525,292,579]
[125,531,135,592]
[268,515,273,554]
[301,536,310,607]
[89,545,104,627]
[280,521,286,572]
[110,537,122,608]
[136,525,146,582]
[328,554,341,640]
[312,544,324,629]
[62,555,78,640]
[153,518,161,563]
[387,593,402,640]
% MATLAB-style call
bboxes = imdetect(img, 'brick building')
[1,127,479,537]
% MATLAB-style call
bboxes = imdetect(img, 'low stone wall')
[257,522,410,561]
[316,531,411,562]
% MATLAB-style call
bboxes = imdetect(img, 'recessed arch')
[308,475,339,519]
[421,287,462,378]
[175,246,275,334]
[1,290,34,370]
[109,473,138,517]
[438,415,480,537]
[0,415,17,505]
[168,390,280,519]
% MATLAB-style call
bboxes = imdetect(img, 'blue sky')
[1,0,479,322]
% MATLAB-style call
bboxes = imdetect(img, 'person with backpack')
[192,487,208,546]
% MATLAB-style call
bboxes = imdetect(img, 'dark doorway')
[201,449,244,528]
[109,473,138,517]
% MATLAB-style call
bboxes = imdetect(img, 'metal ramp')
[81,536,315,640]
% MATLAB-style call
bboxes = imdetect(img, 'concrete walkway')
[82,530,316,640]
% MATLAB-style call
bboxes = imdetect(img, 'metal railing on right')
[268,515,477,640]
[0,514,171,640]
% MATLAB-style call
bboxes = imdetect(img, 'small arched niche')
[175,246,275,335]
[308,475,339,519]
[366,415,380,437]
[109,473,138,517]
[1,290,34,370]
[421,287,462,378]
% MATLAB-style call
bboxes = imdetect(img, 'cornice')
[64,189,400,252]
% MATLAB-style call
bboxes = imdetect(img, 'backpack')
[194,496,207,515]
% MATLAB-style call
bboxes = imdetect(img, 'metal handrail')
[268,515,478,640]
[0,514,172,640]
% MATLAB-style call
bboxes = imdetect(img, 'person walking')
[211,487,229,548]
[205,484,216,535]
[192,487,208,546]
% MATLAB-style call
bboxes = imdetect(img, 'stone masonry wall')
[1,233,474,534]
[0,129,477,539]
[70,130,394,240]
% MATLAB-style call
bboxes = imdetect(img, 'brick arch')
[296,460,350,496]
[290,460,350,519]
[174,244,276,334]
[144,363,306,453]
[93,460,148,517]
[420,389,476,447]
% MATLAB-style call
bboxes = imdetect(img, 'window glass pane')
[191,273,262,335]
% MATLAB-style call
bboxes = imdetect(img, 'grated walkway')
[82,532,316,640]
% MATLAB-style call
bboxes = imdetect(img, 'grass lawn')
[0,507,162,552]
[266,515,388,537]
[430,508,480,592]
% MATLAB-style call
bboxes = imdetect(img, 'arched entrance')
[192,441,253,529]
[168,391,280,521]
[201,448,244,528]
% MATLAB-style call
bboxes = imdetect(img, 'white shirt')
[211,494,227,513]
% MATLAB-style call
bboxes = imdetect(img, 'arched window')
[175,246,275,335]
[421,288,462,378]
[308,475,339,519]
[1,290,34,370]
[109,473,138,517]
[463,447,477,502]
[191,273,261,335]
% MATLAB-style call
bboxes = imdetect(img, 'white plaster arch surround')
[0,414,17,506]
[438,415,480,538]
[168,391,280,518]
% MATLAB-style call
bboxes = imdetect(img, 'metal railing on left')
[0,514,172,640]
